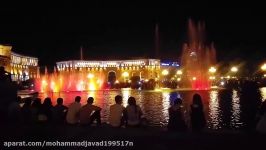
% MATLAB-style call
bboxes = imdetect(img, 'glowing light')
[77,80,85,91]
[177,77,181,81]
[231,67,238,73]
[264,74,266,77]
[176,70,183,75]
[154,88,161,91]
[261,63,266,71]
[42,80,47,85]
[209,76,216,80]
[89,83,96,91]
[192,77,197,80]
[50,81,58,92]
[121,88,131,107]
[226,75,231,79]
[220,81,225,86]
[260,87,266,101]
[115,80,119,84]
[145,79,149,82]
[122,72,129,77]
[96,79,101,84]
[162,69,169,76]
[209,67,216,73]
[87,73,94,79]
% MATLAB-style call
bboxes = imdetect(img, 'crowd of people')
[6,93,266,133]
[7,93,206,131]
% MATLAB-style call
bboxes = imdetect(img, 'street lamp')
[162,69,169,76]
[122,72,129,82]
[231,66,238,73]
[176,70,182,75]
[261,63,266,71]
[261,63,266,78]
[209,67,216,73]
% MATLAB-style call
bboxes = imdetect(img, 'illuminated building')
[56,59,160,83]
[0,44,39,81]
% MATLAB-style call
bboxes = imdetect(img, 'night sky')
[0,1,265,72]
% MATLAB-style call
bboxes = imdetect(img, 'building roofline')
[56,59,160,64]
[11,52,38,60]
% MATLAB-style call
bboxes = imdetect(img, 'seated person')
[167,98,187,131]
[53,98,68,124]
[66,96,82,124]
[79,97,101,126]
[125,97,143,127]
[21,98,32,124]
[39,97,53,123]
[8,96,22,123]
[109,95,126,127]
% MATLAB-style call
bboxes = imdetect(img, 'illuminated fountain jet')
[36,70,104,92]
[180,19,216,90]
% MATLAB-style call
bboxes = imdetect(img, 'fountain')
[180,19,216,90]
[35,66,105,92]
[33,19,216,92]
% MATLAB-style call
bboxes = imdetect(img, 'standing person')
[167,98,187,131]
[53,98,68,124]
[66,96,82,125]
[190,94,206,132]
[79,97,101,126]
[125,97,143,127]
[109,95,126,127]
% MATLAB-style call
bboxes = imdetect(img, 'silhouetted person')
[21,98,32,124]
[31,98,42,123]
[125,97,143,127]
[39,97,53,123]
[8,96,22,123]
[256,100,266,133]
[258,100,266,117]
[53,98,68,124]
[190,94,206,132]
[66,96,81,124]
[109,95,126,127]
[0,66,16,121]
[79,97,101,126]
[167,98,187,131]
[0,66,11,83]
[240,81,262,131]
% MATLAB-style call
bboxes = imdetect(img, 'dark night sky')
[0,1,265,71]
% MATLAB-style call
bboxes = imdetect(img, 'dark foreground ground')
[1,123,266,150]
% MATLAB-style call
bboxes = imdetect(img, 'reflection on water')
[121,88,131,107]
[161,91,170,126]
[230,90,241,128]
[37,87,266,130]
[208,90,222,129]
[260,87,266,101]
